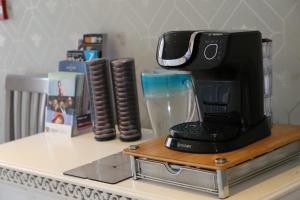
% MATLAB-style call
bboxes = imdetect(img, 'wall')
[0,0,300,142]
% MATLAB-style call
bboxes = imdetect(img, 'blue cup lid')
[141,69,192,97]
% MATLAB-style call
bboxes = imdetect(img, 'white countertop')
[0,130,299,200]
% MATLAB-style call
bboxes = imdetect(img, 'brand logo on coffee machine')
[177,143,192,149]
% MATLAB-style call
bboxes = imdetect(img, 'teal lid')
[141,69,192,97]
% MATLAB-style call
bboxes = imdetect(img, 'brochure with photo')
[59,60,90,113]
[45,72,85,136]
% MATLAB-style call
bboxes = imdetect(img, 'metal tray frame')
[129,140,300,199]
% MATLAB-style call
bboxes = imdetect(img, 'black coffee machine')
[156,30,271,153]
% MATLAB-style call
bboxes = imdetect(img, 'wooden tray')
[124,124,300,170]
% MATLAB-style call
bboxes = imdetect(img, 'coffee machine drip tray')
[124,124,300,199]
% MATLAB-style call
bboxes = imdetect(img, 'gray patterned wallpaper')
[0,0,300,142]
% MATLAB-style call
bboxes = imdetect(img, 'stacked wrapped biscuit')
[86,59,116,141]
[110,58,141,141]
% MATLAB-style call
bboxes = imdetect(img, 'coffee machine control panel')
[204,43,218,60]
[196,33,228,69]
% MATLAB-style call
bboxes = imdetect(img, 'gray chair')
[5,74,48,142]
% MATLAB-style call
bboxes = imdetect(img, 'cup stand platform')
[124,124,300,199]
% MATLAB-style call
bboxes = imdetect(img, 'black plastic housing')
[157,31,271,153]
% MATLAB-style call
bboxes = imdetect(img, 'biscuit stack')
[110,58,141,141]
[86,59,116,141]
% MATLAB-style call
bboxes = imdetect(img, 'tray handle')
[164,163,183,175]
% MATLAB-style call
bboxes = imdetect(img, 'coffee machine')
[156,30,271,153]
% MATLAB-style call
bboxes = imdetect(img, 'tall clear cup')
[141,70,197,136]
[262,38,272,128]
